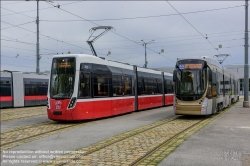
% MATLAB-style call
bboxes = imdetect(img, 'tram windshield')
[50,57,75,99]
[175,69,207,96]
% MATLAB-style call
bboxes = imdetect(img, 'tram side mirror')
[209,70,212,82]
[173,70,177,82]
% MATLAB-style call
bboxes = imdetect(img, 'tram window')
[217,72,223,95]
[152,79,157,94]
[123,76,132,95]
[142,78,148,95]
[167,81,173,93]
[229,78,232,95]
[37,84,48,95]
[234,80,237,94]
[212,84,217,97]
[112,75,123,96]
[0,82,11,96]
[137,77,143,95]
[164,80,167,94]
[25,83,36,96]
[147,78,154,94]
[233,80,235,94]
[156,79,162,94]
[138,77,148,95]
[224,76,231,94]
[164,79,173,94]
[231,79,234,95]
[206,81,212,98]
[93,74,109,97]
[78,73,91,97]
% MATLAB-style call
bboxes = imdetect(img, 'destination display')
[178,64,202,69]
[58,62,71,68]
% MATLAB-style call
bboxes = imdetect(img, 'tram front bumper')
[174,105,202,115]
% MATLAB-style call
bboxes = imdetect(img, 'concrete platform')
[159,100,250,166]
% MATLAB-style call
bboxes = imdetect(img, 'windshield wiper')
[194,83,204,94]
[176,65,182,72]
[52,95,71,100]
[53,96,66,100]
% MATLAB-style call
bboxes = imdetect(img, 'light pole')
[36,0,40,74]
[26,0,53,74]
[244,0,249,107]
[141,40,154,68]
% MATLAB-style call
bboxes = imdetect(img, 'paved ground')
[1,106,175,166]
[2,100,249,166]
[159,101,250,166]
[1,116,48,131]
[0,106,47,122]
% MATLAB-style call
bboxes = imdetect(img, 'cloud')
[1,1,248,73]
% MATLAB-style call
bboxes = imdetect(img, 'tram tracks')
[0,107,172,152]
[1,103,236,165]
[56,116,180,166]
[0,106,47,122]
[133,118,208,166]
[39,116,207,166]
[42,106,232,166]
[0,121,93,151]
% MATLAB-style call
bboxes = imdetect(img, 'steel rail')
[57,116,180,166]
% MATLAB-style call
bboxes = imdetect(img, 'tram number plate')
[53,111,62,115]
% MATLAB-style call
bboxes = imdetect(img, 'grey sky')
[1,1,248,72]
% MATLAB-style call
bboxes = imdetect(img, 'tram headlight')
[201,98,208,113]
[47,97,50,109]
[68,97,77,109]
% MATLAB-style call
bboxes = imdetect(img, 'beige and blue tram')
[173,57,239,115]
[0,71,49,108]
[47,54,174,121]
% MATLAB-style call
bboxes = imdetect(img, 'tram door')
[208,70,217,114]
[211,71,217,113]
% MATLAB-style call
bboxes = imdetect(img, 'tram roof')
[0,71,49,79]
[164,72,173,76]
[177,56,223,68]
[52,54,171,75]
[176,56,241,79]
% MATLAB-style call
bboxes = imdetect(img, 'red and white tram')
[47,54,174,121]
